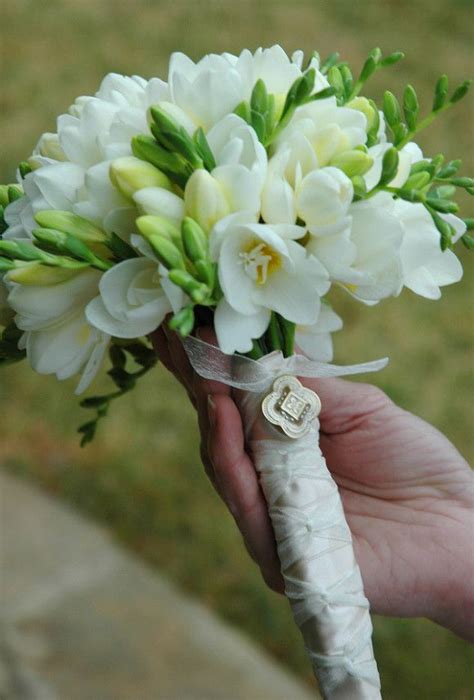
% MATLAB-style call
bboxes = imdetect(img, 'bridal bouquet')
[1,46,472,698]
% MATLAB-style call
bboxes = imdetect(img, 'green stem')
[395,102,453,150]
[277,316,296,358]
[266,312,283,351]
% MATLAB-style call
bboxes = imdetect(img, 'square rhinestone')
[280,391,307,421]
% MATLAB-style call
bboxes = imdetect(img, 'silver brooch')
[261,375,321,439]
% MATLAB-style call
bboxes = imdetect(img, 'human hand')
[151,326,474,642]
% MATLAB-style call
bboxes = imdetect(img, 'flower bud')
[167,269,209,303]
[34,210,107,243]
[347,97,378,131]
[6,262,80,286]
[330,150,374,178]
[110,156,172,200]
[296,167,353,229]
[181,217,208,263]
[135,215,182,249]
[35,132,66,161]
[184,170,230,233]
[136,216,185,270]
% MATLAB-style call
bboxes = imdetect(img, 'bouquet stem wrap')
[184,337,385,699]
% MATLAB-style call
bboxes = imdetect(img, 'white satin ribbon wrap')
[184,336,385,699]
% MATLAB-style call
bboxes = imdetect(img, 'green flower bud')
[379,147,399,185]
[184,170,230,233]
[136,217,185,270]
[450,79,472,104]
[330,149,374,177]
[0,186,10,208]
[327,66,344,95]
[358,56,377,84]
[403,171,432,190]
[169,306,195,337]
[5,185,23,204]
[34,210,107,243]
[194,259,216,288]
[450,177,474,188]
[380,51,404,66]
[181,217,208,263]
[426,198,459,214]
[433,75,449,111]
[135,215,182,249]
[0,257,15,271]
[131,135,191,189]
[109,156,172,199]
[382,91,401,127]
[6,263,81,286]
[403,85,419,131]
[347,97,379,131]
[167,269,209,303]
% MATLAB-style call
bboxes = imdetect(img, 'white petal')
[215,299,270,354]
[133,186,185,224]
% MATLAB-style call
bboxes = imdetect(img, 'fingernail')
[207,394,216,429]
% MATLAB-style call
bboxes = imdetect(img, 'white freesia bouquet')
[1,46,472,698]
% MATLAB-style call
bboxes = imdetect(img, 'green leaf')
[106,232,138,261]
[233,100,251,123]
[193,128,216,171]
[250,79,268,115]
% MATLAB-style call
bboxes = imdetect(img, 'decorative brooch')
[261,375,321,439]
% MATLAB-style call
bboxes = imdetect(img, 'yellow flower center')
[240,240,282,285]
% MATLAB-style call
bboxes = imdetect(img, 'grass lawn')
[1,1,473,697]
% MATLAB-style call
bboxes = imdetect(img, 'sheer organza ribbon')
[183,335,388,392]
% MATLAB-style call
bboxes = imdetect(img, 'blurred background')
[1,0,473,698]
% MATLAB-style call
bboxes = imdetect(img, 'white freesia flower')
[184,114,268,231]
[308,193,404,302]
[85,257,180,339]
[5,269,109,394]
[3,163,85,240]
[72,160,130,228]
[58,74,164,168]
[296,166,354,233]
[274,98,367,185]
[163,46,328,133]
[296,304,343,362]
[210,215,329,353]
[394,200,464,299]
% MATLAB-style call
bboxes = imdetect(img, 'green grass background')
[1,1,473,697]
